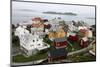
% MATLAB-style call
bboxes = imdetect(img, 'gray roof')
[48,48,68,57]
[54,37,67,42]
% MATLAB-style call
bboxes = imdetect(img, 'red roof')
[32,17,42,21]
[68,35,78,41]
[79,29,88,34]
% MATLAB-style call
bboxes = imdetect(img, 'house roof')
[32,17,42,21]
[54,37,67,42]
[32,23,44,28]
[82,37,88,41]
[48,48,67,57]
[78,26,88,30]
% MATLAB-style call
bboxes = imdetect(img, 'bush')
[12,35,20,47]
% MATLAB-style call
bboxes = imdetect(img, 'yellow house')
[57,28,66,38]
[48,28,66,39]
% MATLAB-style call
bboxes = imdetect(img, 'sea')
[12,11,95,26]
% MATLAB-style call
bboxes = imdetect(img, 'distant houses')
[31,17,44,36]
[30,17,52,38]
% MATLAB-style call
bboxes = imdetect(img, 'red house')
[53,37,67,49]
[79,37,89,48]
[68,34,78,42]
[44,24,51,29]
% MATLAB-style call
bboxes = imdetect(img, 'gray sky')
[12,1,95,17]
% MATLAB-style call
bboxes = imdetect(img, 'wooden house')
[48,48,67,62]
[79,37,89,48]
[53,37,67,49]
[48,28,66,40]
[68,34,78,42]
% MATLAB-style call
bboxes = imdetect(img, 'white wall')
[0,0,100,67]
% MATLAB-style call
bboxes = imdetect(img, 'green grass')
[67,53,96,62]
[66,41,81,52]
[12,52,48,63]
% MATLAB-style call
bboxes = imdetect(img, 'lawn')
[12,52,48,63]
[66,40,81,52]
[67,53,96,62]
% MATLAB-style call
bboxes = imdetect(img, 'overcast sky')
[12,1,95,17]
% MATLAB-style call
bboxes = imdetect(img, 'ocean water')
[12,10,95,26]
[12,1,96,26]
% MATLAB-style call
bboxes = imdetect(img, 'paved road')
[11,58,47,66]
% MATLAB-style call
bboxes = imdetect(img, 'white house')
[31,27,46,38]
[88,30,93,38]
[15,26,50,57]
[78,26,88,30]
[78,26,93,38]
[49,20,59,31]
[68,22,78,32]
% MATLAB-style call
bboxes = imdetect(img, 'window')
[57,43,60,46]
[38,44,40,46]
[37,39,38,41]
[33,40,35,42]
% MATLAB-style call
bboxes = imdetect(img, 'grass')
[12,52,48,63]
[67,53,96,62]
[66,40,81,52]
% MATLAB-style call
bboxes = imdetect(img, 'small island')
[43,11,77,16]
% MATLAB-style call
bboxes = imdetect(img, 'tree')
[43,34,52,45]
[12,35,20,47]
[12,24,15,29]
